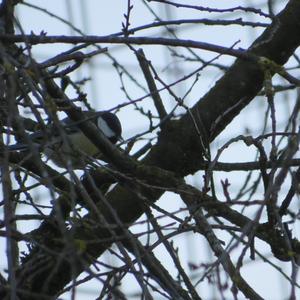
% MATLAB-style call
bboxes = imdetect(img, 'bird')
[8,111,122,169]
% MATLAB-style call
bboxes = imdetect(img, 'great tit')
[9,111,122,169]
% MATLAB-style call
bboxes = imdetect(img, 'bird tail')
[7,143,30,152]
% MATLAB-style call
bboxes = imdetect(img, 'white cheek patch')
[97,117,115,138]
